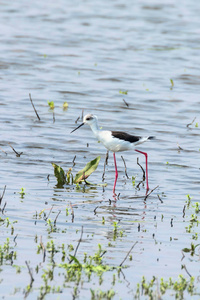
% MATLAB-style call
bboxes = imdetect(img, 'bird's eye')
[86,116,92,121]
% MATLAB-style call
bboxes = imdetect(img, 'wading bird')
[71,114,154,194]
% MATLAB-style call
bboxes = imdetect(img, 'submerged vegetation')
[0,184,200,298]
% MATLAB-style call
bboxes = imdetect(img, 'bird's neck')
[89,122,100,138]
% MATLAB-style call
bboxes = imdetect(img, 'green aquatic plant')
[19,187,26,199]
[47,101,55,109]
[66,168,73,184]
[52,163,66,187]
[132,175,136,187]
[186,194,193,208]
[170,78,174,89]
[74,156,101,183]
[52,156,101,187]
[119,90,128,95]
[135,275,195,299]
[63,101,68,111]
[90,288,115,300]
[0,238,17,265]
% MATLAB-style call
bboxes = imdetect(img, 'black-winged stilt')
[71,114,154,194]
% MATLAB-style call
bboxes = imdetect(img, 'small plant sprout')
[186,194,193,208]
[119,90,128,95]
[63,102,68,111]
[195,202,200,213]
[170,78,174,89]
[19,188,26,199]
[132,176,136,186]
[47,101,55,109]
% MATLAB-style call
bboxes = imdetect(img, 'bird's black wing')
[111,131,141,143]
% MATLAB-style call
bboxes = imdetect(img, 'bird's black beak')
[70,122,84,133]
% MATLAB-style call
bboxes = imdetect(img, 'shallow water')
[1,0,200,299]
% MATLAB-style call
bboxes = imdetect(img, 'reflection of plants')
[0,238,17,265]
[90,288,115,300]
[112,222,125,241]
[135,275,195,299]
[184,195,200,257]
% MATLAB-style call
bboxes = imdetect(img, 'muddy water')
[0,0,200,299]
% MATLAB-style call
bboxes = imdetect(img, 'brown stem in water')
[119,241,138,267]
[29,93,41,121]
[0,185,6,205]
[121,155,129,179]
[102,150,109,182]
[137,157,145,181]
[69,226,83,264]
[144,185,159,201]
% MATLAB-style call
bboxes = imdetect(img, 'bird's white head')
[83,114,98,126]
[71,113,99,133]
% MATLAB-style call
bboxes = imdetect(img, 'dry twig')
[137,157,145,180]
[72,155,76,167]
[54,210,61,226]
[25,261,34,283]
[123,99,129,107]
[102,150,109,181]
[44,205,53,221]
[157,194,163,203]
[144,185,159,201]
[0,185,6,206]
[70,202,74,223]
[186,117,196,128]
[69,226,83,263]
[29,93,41,121]
[182,264,192,277]
[8,143,23,157]
[119,241,138,267]
[183,205,186,218]
[40,236,46,263]
[0,146,7,155]
[121,155,129,179]
[1,202,7,214]
[13,234,18,247]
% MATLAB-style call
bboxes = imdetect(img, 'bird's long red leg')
[113,153,118,194]
[135,149,149,191]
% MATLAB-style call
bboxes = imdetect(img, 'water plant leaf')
[52,163,66,186]
[182,248,191,253]
[74,156,101,184]
[69,255,82,266]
